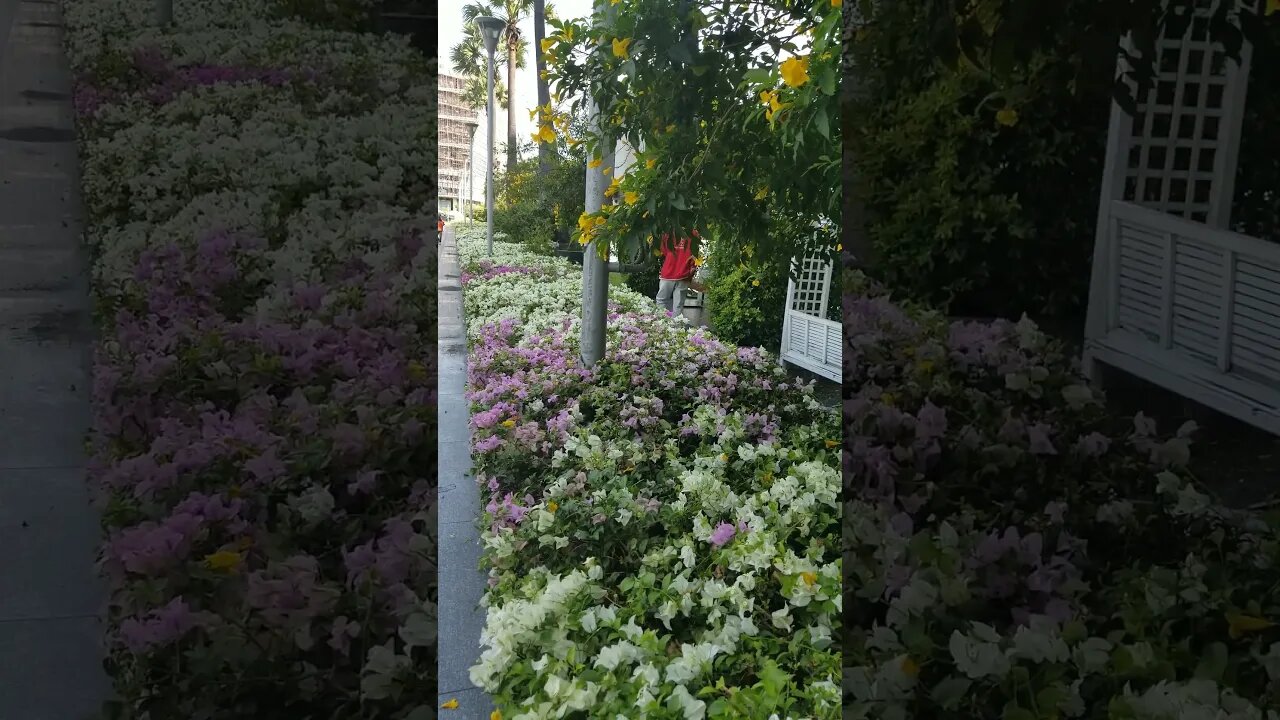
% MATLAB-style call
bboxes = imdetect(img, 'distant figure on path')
[655,231,705,314]
[437,215,445,243]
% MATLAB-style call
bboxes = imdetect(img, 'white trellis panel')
[780,255,841,383]
[1083,0,1280,434]
[1113,4,1253,228]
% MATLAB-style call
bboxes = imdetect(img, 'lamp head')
[475,16,505,55]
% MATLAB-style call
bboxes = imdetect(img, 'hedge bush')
[842,271,1280,718]
[457,225,842,719]
[66,0,437,715]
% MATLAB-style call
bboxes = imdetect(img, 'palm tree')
[533,0,552,178]
[449,23,510,110]
[461,0,534,172]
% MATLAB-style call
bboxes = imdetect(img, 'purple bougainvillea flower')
[709,522,737,547]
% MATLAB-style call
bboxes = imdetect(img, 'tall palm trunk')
[506,36,518,171]
[533,0,551,178]
[842,2,875,273]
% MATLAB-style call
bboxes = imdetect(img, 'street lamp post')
[475,15,505,257]
[464,119,479,226]
[580,0,616,367]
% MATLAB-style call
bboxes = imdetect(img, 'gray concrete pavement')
[0,0,111,717]
[436,225,495,719]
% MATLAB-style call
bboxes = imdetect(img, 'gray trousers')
[655,278,688,314]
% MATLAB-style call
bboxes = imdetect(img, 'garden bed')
[63,0,436,715]
[842,270,1280,718]
[456,226,842,718]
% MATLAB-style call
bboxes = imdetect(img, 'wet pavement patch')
[21,309,88,343]
[20,90,68,102]
[0,127,74,143]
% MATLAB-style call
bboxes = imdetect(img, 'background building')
[438,73,479,215]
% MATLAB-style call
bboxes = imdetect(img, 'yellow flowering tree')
[545,0,840,269]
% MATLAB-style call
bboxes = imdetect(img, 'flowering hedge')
[65,0,436,716]
[842,270,1280,719]
[457,226,842,719]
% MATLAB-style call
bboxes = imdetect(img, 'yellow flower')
[780,56,810,88]
[491,712,503,720]
[1227,612,1275,639]
[588,157,602,169]
[204,550,243,572]
[901,656,919,677]
[532,125,557,144]
[665,123,676,133]
[837,243,842,251]
[548,501,559,512]
[541,38,555,53]
[754,187,768,200]
[692,256,704,267]
[624,191,640,205]
[540,69,550,80]
[501,419,516,428]
[612,37,632,58]
[719,453,728,462]
[823,439,839,449]
[441,698,459,710]
[578,212,595,232]
[564,26,574,41]
[832,0,842,7]
[604,178,621,198]
[751,279,760,287]
[760,89,786,122]
[645,158,656,169]
[996,107,1019,127]
[801,571,817,586]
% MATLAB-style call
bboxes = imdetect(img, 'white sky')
[439,0,597,199]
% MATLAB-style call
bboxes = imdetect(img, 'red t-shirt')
[659,234,695,281]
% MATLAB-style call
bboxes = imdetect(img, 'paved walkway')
[0,0,111,718]
[436,224,494,718]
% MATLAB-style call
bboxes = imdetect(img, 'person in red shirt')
[655,231,704,314]
[437,215,445,243]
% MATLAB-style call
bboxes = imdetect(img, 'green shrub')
[707,260,787,351]
[704,217,839,351]
[624,260,659,301]
[493,154,585,258]
[851,1,1119,320]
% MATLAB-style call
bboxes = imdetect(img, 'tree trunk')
[506,37,518,172]
[841,2,875,275]
[533,0,551,178]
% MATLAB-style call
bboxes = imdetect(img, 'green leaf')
[814,108,830,140]
[819,67,836,97]
[1194,642,1228,681]
[743,68,773,85]
[930,677,971,709]
[1002,706,1036,720]
[758,659,790,696]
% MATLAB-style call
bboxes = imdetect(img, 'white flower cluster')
[463,236,841,717]
[67,0,436,313]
